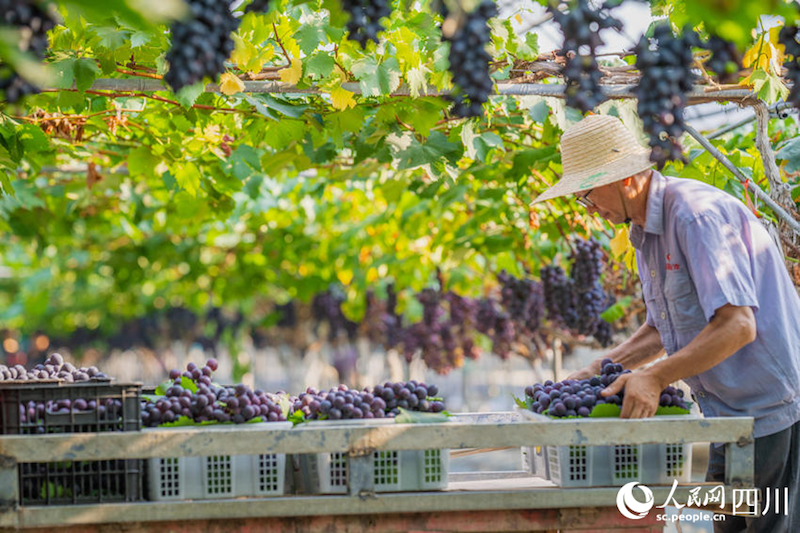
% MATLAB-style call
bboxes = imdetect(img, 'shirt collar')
[630,170,666,249]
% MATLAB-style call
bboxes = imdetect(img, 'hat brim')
[530,151,654,205]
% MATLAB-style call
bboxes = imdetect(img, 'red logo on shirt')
[666,253,680,271]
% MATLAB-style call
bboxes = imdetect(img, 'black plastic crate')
[0,381,141,435]
[19,459,143,505]
[0,381,143,505]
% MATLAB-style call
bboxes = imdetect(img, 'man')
[533,114,800,533]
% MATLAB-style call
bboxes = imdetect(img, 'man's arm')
[568,321,665,380]
[603,304,756,418]
[642,304,756,391]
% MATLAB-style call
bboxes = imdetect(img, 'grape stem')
[272,22,293,65]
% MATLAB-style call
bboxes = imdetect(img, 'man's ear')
[623,176,633,186]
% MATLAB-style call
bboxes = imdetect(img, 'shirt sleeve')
[678,213,760,322]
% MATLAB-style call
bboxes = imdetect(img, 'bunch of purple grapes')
[780,25,800,107]
[140,359,288,427]
[574,282,607,336]
[569,238,604,290]
[0,0,57,102]
[548,0,623,112]
[469,298,513,360]
[564,238,615,346]
[293,381,444,420]
[497,270,545,335]
[541,265,577,327]
[312,289,359,341]
[18,398,125,429]
[525,357,686,418]
[525,359,629,417]
[703,35,741,84]
[163,0,241,92]
[439,0,497,118]
[634,24,702,167]
[0,353,109,382]
[401,288,478,373]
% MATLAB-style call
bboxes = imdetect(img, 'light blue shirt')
[631,170,800,439]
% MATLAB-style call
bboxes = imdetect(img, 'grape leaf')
[776,137,800,173]
[175,82,205,109]
[351,57,401,97]
[394,131,460,170]
[600,296,632,323]
[154,380,172,396]
[179,375,198,393]
[305,52,335,80]
[287,410,306,426]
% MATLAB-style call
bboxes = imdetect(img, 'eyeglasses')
[576,189,595,208]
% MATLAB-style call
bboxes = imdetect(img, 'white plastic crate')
[147,422,290,500]
[295,419,449,494]
[520,445,549,479]
[544,441,692,487]
[516,407,692,487]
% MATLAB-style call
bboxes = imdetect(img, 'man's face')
[575,182,629,224]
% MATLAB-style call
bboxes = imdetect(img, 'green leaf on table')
[278,394,293,419]
[155,379,172,396]
[287,410,306,426]
[655,405,691,416]
[159,415,197,427]
[512,393,533,411]
[589,403,622,417]
[179,375,198,393]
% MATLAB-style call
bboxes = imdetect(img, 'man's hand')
[566,359,602,381]
[601,370,663,419]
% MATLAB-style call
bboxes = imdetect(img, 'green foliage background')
[0,0,798,346]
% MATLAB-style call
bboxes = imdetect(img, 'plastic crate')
[294,419,449,494]
[0,381,144,506]
[544,441,692,487]
[520,445,549,479]
[19,459,143,505]
[516,407,693,487]
[146,422,291,500]
[0,381,141,435]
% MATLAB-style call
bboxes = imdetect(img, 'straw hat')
[531,114,654,204]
